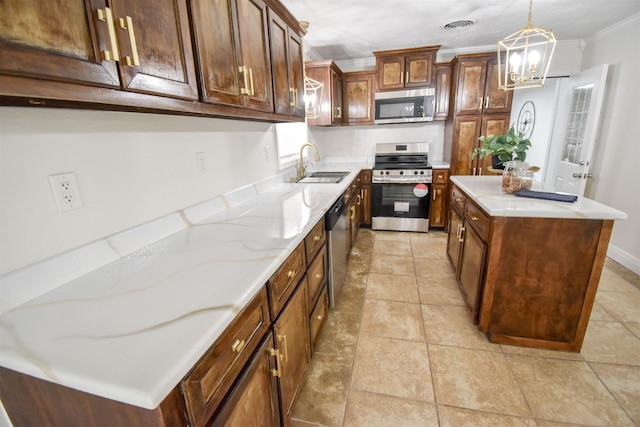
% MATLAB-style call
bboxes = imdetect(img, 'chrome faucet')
[297,142,321,181]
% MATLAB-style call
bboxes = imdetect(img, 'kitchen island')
[0,166,366,426]
[447,176,627,352]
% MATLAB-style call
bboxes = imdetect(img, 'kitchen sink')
[296,171,350,184]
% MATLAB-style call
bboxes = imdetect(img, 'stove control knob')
[414,171,419,175]
[385,171,390,175]
[420,170,425,175]
[399,171,404,175]
[379,171,384,175]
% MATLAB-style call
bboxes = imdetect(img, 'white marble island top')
[0,167,364,411]
[451,176,627,220]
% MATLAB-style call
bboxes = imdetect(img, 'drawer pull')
[316,314,323,321]
[231,339,245,353]
[456,198,462,203]
[471,216,479,222]
[287,270,295,279]
[314,235,321,242]
[459,226,465,243]
[315,273,322,279]
[438,174,444,179]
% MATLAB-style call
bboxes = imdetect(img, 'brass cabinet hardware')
[278,334,288,362]
[315,273,322,279]
[118,16,140,66]
[287,270,295,279]
[248,67,255,96]
[400,71,404,84]
[471,216,479,222]
[313,235,320,242]
[270,348,281,377]
[478,97,483,111]
[350,206,356,220]
[438,173,444,179]
[478,167,482,175]
[289,87,295,106]
[435,101,439,112]
[335,106,341,118]
[405,71,409,83]
[473,167,476,175]
[433,189,437,201]
[316,314,323,320]
[357,194,361,206]
[485,96,490,109]
[459,226,465,243]
[456,223,462,240]
[231,338,245,353]
[97,8,120,62]
[455,197,462,203]
[239,66,249,95]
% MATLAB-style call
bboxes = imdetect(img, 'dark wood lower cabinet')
[210,332,281,427]
[446,183,615,352]
[273,278,310,425]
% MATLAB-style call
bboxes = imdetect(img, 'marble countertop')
[0,166,364,410]
[451,176,627,220]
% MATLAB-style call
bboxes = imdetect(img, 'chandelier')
[498,0,556,90]
[303,74,323,119]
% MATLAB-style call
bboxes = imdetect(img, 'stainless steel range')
[371,143,433,232]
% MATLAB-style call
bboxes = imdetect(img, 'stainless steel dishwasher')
[325,195,347,308]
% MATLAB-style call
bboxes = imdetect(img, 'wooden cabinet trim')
[304,217,326,265]
[267,242,306,319]
[181,286,270,427]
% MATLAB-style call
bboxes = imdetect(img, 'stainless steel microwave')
[374,88,435,124]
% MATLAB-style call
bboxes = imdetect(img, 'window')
[274,121,309,169]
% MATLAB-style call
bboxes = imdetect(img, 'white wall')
[310,121,445,164]
[509,78,563,181]
[580,14,640,273]
[0,108,279,275]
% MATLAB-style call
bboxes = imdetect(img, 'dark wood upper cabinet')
[434,62,452,120]
[269,10,304,117]
[191,0,273,112]
[374,46,439,91]
[454,54,511,115]
[0,0,198,100]
[305,60,343,126]
[342,71,375,125]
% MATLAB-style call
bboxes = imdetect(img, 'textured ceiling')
[279,0,640,61]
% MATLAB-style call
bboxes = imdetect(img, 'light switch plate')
[49,172,83,212]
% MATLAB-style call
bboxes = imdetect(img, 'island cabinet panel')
[0,0,198,100]
[210,332,281,427]
[447,183,616,352]
[181,286,271,427]
[479,217,613,351]
[0,367,188,427]
[191,0,273,112]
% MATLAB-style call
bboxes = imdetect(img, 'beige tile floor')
[291,229,640,427]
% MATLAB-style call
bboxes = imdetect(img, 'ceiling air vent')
[442,19,476,29]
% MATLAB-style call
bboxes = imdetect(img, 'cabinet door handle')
[400,71,404,84]
[119,16,140,66]
[278,334,288,363]
[97,8,120,62]
[405,71,409,83]
[248,67,255,96]
[350,206,356,220]
[478,167,482,175]
[357,194,361,206]
[472,167,476,175]
[455,223,462,240]
[270,348,281,377]
[336,106,341,118]
[289,87,295,107]
[485,96,490,109]
[239,66,249,95]
[459,226,465,243]
[435,101,439,112]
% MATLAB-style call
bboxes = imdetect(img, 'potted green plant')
[472,125,532,169]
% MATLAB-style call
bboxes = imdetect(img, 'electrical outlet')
[195,152,207,174]
[49,172,83,212]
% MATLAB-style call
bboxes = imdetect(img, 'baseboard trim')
[607,244,640,276]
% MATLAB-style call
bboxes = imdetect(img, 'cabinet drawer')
[465,200,490,241]
[360,169,372,184]
[268,242,306,319]
[309,285,329,352]
[304,218,326,265]
[451,185,466,213]
[181,287,270,427]
[433,169,450,184]
[307,246,327,311]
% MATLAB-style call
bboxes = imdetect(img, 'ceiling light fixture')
[498,0,556,90]
[303,74,323,119]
